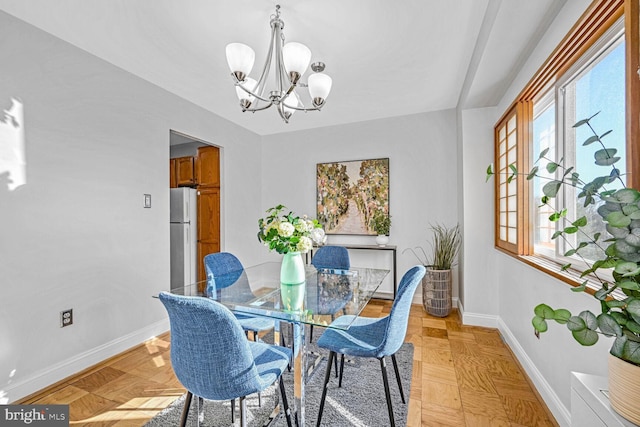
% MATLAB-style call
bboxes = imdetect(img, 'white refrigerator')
[170,188,198,290]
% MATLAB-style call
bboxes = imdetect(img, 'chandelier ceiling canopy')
[225,5,332,123]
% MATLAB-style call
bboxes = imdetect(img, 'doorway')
[169,130,221,285]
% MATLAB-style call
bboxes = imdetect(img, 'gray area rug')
[144,342,413,427]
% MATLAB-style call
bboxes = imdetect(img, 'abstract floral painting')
[316,158,389,235]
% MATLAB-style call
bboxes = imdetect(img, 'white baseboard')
[457,299,499,328]
[497,317,571,427]
[5,318,170,403]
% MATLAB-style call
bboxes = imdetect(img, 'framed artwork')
[316,158,389,235]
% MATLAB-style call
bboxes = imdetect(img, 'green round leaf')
[615,240,637,255]
[578,310,598,330]
[617,280,640,290]
[622,340,640,365]
[538,147,550,159]
[614,262,640,277]
[594,148,620,166]
[582,135,599,146]
[567,316,586,331]
[606,211,632,228]
[610,311,628,325]
[607,300,627,308]
[619,252,640,263]
[553,309,571,324]
[627,299,640,324]
[571,328,599,346]
[625,319,640,334]
[611,336,627,358]
[624,233,640,247]
[572,216,587,227]
[532,316,548,333]
[597,313,623,337]
[534,304,555,319]
[542,181,562,198]
[612,189,640,204]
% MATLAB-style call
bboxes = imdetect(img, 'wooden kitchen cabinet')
[196,146,220,187]
[176,156,196,187]
[197,187,220,285]
[169,159,177,188]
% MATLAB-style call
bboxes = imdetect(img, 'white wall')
[459,107,498,323]
[0,1,608,421]
[260,110,459,300]
[460,1,611,425]
[0,11,262,402]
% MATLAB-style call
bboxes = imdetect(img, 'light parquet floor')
[17,300,559,426]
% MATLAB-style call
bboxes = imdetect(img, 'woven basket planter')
[609,354,640,425]
[422,268,452,317]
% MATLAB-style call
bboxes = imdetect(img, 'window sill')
[495,247,609,297]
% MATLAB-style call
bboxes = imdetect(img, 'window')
[530,22,626,271]
[493,0,640,286]
[532,92,556,258]
[495,109,518,252]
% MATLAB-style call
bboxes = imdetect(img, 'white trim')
[497,317,571,427]
[5,319,170,403]
[458,299,500,328]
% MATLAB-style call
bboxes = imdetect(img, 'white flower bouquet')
[258,204,326,254]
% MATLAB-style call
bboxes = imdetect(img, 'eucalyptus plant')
[487,112,640,366]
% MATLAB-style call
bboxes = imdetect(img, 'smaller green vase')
[280,251,306,311]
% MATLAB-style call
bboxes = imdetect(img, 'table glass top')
[167,262,389,329]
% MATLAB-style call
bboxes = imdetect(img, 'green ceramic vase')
[280,251,306,311]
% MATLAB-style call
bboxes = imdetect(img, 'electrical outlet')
[61,309,73,327]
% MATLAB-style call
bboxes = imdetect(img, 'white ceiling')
[0,0,567,136]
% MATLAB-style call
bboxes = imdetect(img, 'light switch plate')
[143,194,151,208]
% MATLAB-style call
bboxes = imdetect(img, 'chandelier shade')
[235,77,257,109]
[308,73,333,107]
[225,43,255,82]
[225,5,331,123]
[282,42,311,83]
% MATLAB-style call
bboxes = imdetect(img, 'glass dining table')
[166,261,389,426]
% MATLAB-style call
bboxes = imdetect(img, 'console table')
[310,244,397,299]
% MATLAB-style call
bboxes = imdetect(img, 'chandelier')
[225,5,332,123]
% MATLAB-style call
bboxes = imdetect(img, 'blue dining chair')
[315,265,426,427]
[159,292,294,427]
[310,246,351,342]
[311,246,350,271]
[204,252,276,341]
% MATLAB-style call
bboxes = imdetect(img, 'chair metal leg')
[197,396,204,424]
[231,399,235,423]
[316,351,335,427]
[180,391,193,427]
[310,325,314,342]
[334,352,339,377]
[379,357,396,427]
[240,396,247,427]
[338,354,345,387]
[258,392,262,407]
[391,354,405,404]
[279,376,294,427]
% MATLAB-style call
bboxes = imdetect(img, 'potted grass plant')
[487,113,640,425]
[404,223,461,317]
